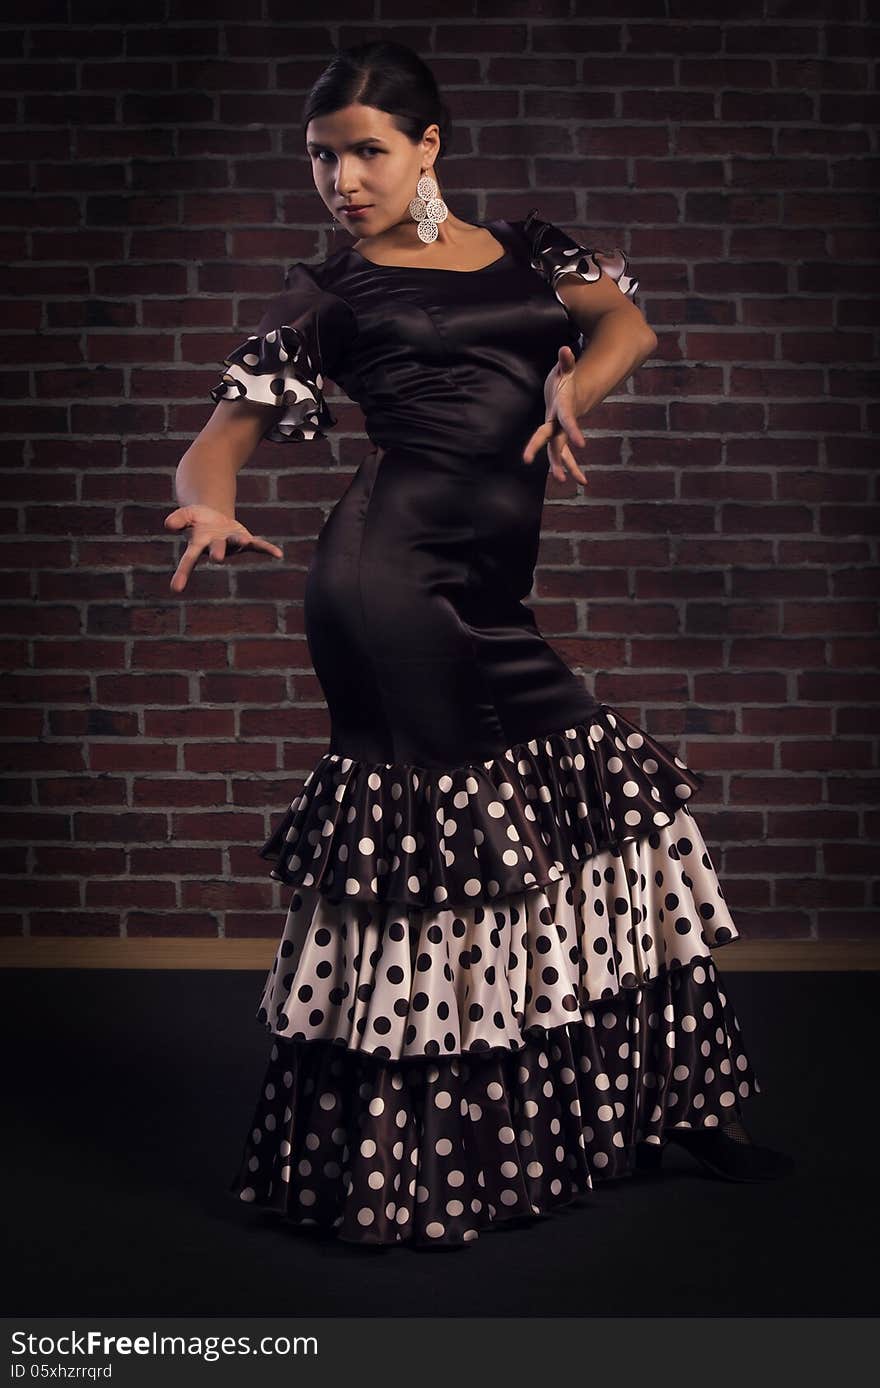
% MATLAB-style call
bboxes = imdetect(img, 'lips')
[340,205,372,214]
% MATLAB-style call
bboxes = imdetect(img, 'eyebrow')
[306,138,386,151]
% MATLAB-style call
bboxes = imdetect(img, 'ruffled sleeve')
[522,208,639,306]
[209,263,357,442]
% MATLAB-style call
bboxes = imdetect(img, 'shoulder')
[513,209,640,300]
[516,208,579,254]
[255,257,358,356]
[283,246,355,297]
[497,209,582,268]
[260,256,356,325]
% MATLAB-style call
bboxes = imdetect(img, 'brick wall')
[2,3,877,945]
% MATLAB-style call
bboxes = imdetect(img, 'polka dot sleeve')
[209,263,357,442]
[522,208,639,306]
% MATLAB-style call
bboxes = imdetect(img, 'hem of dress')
[226,1102,759,1251]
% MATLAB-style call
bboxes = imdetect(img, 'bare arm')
[174,399,281,513]
[166,399,285,594]
[521,274,658,483]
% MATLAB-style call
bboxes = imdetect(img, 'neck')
[362,211,474,253]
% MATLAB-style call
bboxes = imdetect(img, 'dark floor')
[2,963,874,1316]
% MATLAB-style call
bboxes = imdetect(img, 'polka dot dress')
[233,957,758,1247]
[229,705,763,1248]
[258,703,708,910]
[209,323,334,442]
[218,221,764,1248]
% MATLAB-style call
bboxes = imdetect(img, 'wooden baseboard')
[0,937,877,972]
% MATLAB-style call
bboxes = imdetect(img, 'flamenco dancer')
[167,41,794,1248]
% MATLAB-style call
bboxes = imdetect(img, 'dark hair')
[302,40,453,160]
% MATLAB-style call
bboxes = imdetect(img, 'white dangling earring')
[408,168,448,244]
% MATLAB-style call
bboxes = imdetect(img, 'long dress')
[210,209,761,1248]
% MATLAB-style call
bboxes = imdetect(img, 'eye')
[313,147,382,162]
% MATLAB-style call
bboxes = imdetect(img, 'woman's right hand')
[164,504,283,594]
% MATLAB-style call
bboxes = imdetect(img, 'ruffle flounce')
[523,207,639,303]
[259,702,705,910]
[231,955,760,1246]
[210,324,335,441]
[256,804,737,1057]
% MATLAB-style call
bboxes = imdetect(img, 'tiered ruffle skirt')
[229,702,760,1247]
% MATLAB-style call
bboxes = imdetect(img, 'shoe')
[635,1121,796,1184]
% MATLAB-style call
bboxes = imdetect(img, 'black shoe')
[635,1121,796,1184]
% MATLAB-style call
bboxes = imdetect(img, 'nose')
[334,155,360,197]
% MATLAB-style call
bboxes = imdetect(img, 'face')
[306,102,441,236]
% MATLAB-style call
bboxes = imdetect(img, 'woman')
[167,41,794,1249]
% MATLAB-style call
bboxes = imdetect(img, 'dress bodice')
[209,210,640,460]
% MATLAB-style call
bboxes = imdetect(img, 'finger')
[522,421,554,464]
[553,415,588,468]
[547,417,586,479]
[546,438,569,483]
[164,507,194,531]
[555,392,587,451]
[169,541,206,594]
[209,530,249,562]
[219,531,283,560]
[246,535,285,558]
[558,440,588,485]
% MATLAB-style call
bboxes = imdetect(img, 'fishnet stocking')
[720,1117,752,1145]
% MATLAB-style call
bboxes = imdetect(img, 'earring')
[408,168,448,244]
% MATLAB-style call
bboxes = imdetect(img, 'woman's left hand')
[521,344,588,485]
